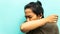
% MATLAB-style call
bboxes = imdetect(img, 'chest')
[26,23,58,34]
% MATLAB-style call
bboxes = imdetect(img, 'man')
[20,1,59,34]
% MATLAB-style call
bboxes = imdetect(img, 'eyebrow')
[25,15,32,18]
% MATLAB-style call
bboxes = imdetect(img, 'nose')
[26,18,30,22]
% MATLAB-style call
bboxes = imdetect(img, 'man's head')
[24,1,44,21]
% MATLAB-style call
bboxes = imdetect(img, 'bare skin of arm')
[20,15,58,33]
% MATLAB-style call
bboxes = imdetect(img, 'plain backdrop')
[0,0,60,34]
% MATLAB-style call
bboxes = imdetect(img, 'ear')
[38,13,42,19]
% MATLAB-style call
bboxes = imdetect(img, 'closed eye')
[25,16,32,18]
[28,16,32,18]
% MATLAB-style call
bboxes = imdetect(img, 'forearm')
[20,18,47,32]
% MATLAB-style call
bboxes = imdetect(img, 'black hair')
[24,1,44,18]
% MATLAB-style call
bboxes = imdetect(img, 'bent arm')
[20,18,47,33]
[20,15,58,33]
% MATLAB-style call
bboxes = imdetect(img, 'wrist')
[43,18,48,23]
[40,18,47,24]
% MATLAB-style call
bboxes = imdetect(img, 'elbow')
[20,25,29,33]
[20,26,26,32]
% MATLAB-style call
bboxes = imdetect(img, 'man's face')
[25,8,42,22]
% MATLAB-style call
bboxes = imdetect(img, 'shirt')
[26,23,59,34]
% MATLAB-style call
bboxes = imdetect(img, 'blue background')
[0,0,60,34]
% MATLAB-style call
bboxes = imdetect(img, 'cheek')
[31,16,38,20]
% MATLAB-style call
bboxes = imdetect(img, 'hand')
[45,15,58,23]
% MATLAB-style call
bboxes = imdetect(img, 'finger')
[53,16,58,19]
[53,21,57,23]
[53,15,58,17]
[53,18,58,21]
